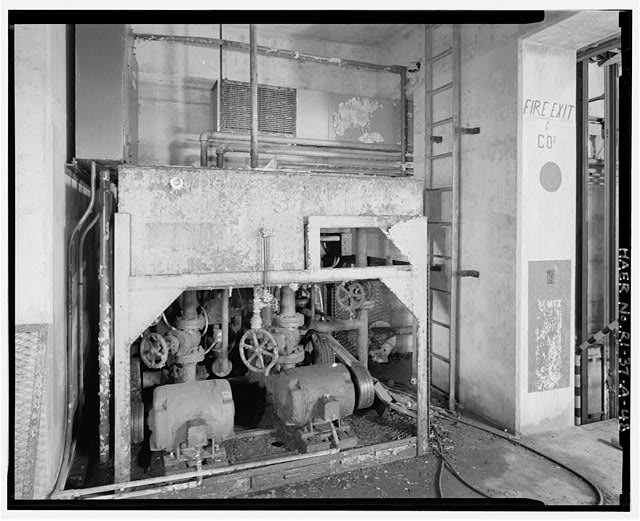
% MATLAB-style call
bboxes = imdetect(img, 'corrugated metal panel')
[218,79,296,136]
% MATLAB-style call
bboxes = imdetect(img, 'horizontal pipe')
[201,130,408,154]
[308,316,366,333]
[133,32,405,74]
[54,448,339,499]
[223,145,405,161]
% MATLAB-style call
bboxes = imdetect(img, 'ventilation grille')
[219,79,296,136]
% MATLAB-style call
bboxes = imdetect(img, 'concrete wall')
[14,24,87,498]
[456,24,522,430]
[516,41,576,434]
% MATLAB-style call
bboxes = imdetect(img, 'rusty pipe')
[182,290,199,319]
[54,161,97,492]
[98,169,113,464]
[249,24,258,168]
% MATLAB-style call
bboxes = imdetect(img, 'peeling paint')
[332,97,383,142]
[118,166,422,277]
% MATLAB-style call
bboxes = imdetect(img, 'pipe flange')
[275,312,305,329]
[275,349,305,367]
[174,313,206,331]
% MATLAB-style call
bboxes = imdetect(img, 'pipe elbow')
[199,130,213,143]
[216,143,231,154]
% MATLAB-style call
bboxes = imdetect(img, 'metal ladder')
[424,24,462,412]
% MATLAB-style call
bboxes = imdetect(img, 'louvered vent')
[214,79,296,136]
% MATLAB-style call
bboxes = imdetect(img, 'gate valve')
[239,328,279,376]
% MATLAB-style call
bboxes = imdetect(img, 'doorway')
[575,40,620,424]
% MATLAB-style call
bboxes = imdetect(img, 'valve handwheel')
[239,328,279,376]
[336,281,367,312]
[140,332,169,369]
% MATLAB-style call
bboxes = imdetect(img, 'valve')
[336,281,371,312]
[239,328,279,376]
[140,332,169,369]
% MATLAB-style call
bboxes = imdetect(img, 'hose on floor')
[432,423,491,499]
[430,406,604,505]
[376,382,604,505]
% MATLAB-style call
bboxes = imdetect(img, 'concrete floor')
[154,415,622,505]
[238,417,622,505]
[520,419,622,504]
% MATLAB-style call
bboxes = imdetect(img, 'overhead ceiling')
[244,24,410,46]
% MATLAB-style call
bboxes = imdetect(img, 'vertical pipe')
[280,286,296,317]
[213,288,232,377]
[400,67,407,172]
[576,60,589,425]
[355,229,367,267]
[183,290,198,319]
[98,168,112,463]
[356,308,369,369]
[78,210,100,410]
[249,24,259,168]
[55,162,97,491]
[448,24,461,412]
[200,140,208,167]
[604,63,618,419]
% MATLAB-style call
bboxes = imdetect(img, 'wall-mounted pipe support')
[98,168,113,463]
[249,24,259,169]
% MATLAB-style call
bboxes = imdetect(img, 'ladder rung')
[428,220,452,226]
[432,319,451,329]
[432,117,453,128]
[430,48,453,63]
[432,254,452,259]
[428,82,453,96]
[430,287,451,295]
[431,352,450,363]
[428,152,453,160]
[425,185,453,192]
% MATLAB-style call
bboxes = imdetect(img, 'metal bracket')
[456,269,479,278]
[456,127,481,135]
[430,135,443,143]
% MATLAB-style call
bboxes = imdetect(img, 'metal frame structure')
[110,208,430,485]
[575,49,619,425]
